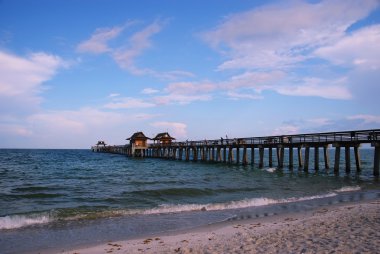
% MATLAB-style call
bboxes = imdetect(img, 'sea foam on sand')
[63,200,380,254]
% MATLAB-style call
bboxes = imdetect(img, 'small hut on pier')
[153,132,175,145]
[96,141,107,146]
[92,140,107,152]
[127,132,150,157]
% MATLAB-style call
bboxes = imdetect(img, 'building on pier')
[92,141,107,152]
[127,131,150,157]
[153,132,175,145]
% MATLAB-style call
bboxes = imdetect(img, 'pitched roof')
[153,132,175,140]
[127,131,150,140]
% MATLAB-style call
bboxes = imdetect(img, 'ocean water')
[0,148,379,253]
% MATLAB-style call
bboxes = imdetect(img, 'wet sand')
[61,200,380,254]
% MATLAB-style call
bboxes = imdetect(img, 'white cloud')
[0,50,66,97]
[315,24,380,69]
[226,91,263,100]
[272,124,300,136]
[276,84,352,100]
[154,94,212,105]
[0,123,33,137]
[141,88,160,94]
[104,97,155,109]
[76,24,127,54]
[225,71,285,91]
[203,0,379,71]
[112,20,164,74]
[197,0,380,102]
[150,121,187,138]
[347,114,380,124]
[165,81,217,95]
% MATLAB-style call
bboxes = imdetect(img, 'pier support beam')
[373,143,380,176]
[279,147,284,169]
[345,146,351,173]
[289,147,294,169]
[314,147,319,171]
[304,146,310,172]
[251,147,255,165]
[323,145,330,169]
[259,147,264,168]
[276,147,280,167]
[228,146,233,164]
[354,145,361,172]
[298,146,303,168]
[334,145,341,173]
[236,147,240,164]
[223,147,227,163]
[269,147,273,167]
[242,146,248,165]
[216,147,222,162]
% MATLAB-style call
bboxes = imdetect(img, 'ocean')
[0,148,379,253]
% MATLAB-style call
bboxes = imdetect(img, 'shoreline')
[61,199,380,254]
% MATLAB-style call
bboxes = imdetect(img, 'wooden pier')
[92,129,380,176]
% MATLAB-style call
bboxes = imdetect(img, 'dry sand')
[61,200,380,254]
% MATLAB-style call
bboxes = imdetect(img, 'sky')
[1,0,380,148]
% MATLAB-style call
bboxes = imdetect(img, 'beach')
[64,199,380,254]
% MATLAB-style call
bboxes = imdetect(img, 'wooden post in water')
[298,146,303,168]
[304,146,310,171]
[217,147,222,162]
[354,145,361,172]
[345,146,351,173]
[269,147,273,167]
[314,146,319,170]
[223,147,227,163]
[259,146,264,168]
[289,147,294,169]
[228,146,233,164]
[251,146,255,165]
[276,147,281,167]
[334,145,341,173]
[323,145,330,169]
[236,146,240,164]
[185,148,190,161]
[373,142,380,176]
[242,146,248,165]
[279,147,284,169]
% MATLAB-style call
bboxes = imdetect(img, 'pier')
[92,129,380,176]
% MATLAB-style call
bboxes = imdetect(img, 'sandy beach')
[61,200,380,254]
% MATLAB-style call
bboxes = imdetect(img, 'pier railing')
[148,129,379,147]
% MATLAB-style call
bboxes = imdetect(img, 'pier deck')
[92,129,380,176]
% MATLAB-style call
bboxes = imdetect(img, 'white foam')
[265,168,276,173]
[0,214,52,230]
[136,193,338,215]
[1,191,349,229]
[334,186,361,193]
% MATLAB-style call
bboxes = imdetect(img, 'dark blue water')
[0,149,379,253]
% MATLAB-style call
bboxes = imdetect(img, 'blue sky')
[1,0,380,148]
